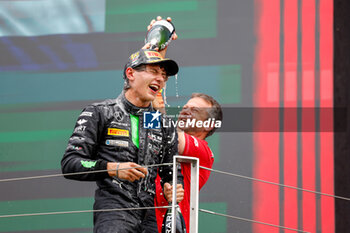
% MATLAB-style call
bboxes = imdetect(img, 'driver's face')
[131,64,168,103]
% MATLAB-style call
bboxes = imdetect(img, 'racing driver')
[61,48,184,233]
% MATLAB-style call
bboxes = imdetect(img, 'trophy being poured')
[146,18,177,110]
[145,19,176,50]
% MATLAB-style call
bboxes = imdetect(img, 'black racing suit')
[61,93,182,233]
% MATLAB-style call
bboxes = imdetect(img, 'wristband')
[115,163,120,178]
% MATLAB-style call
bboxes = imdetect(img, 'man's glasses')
[134,65,168,81]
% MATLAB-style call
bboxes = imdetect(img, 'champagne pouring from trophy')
[146,18,175,50]
[145,16,180,111]
[145,17,187,233]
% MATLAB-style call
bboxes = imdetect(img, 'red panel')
[301,0,316,232]
[253,0,280,232]
[320,0,334,232]
[283,0,298,232]
[254,0,334,232]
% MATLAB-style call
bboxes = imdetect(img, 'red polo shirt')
[154,133,214,232]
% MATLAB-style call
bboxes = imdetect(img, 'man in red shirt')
[154,93,223,232]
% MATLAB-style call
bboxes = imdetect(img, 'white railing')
[172,155,199,233]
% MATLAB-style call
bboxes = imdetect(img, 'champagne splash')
[163,74,180,108]
[163,84,170,107]
[175,74,181,108]
[175,74,179,98]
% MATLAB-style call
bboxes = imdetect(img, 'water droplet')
[163,85,170,107]
[175,74,179,99]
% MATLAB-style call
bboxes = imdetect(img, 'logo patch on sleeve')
[107,128,129,137]
[77,119,88,125]
[106,140,129,147]
[80,112,93,117]
[81,160,96,168]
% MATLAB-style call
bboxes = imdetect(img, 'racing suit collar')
[120,93,153,116]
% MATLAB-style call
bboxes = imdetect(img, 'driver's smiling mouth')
[149,84,160,93]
